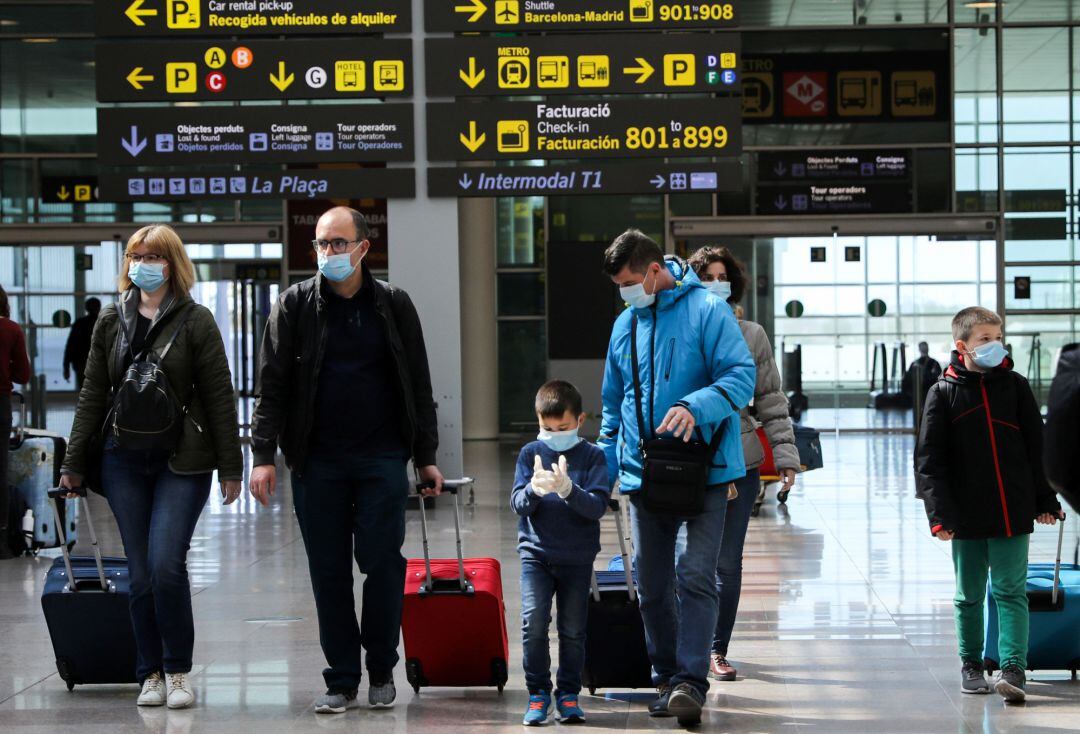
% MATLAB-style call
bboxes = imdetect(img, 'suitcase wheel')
[778,489,790,505]
[751,503,761,518]
[588,687,596,696]
[405,659,426,694]
[983,657,998,674]
[66,680,75,691]
[490,658,508,691]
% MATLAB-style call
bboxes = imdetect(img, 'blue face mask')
[538,427,581,453]
[318,249,360,282]
[969,341,1008,369]
[706,280,732,300]
[128,262,167,293]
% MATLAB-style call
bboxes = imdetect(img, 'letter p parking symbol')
[166,0,201,29]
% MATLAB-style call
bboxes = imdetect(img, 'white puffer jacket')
[738,320,800,472]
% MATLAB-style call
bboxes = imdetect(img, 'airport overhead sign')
[95,0,410,37]
[425,0,739,32]
[757,181,913,215]
[757,150,911,182]
[426,34,739,97]
[41,177,100,204]
[426,98,741,162]
[97,105,414,165]
[96,39,412,101]
[98,168,415,200]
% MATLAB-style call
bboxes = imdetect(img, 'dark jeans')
[292,452,409,692]
[712,469,760,655]
[520,558,592,695]
[102,443,211,683]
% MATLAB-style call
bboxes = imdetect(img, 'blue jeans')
[102,444,211,683]
[711,469,759,655]
[291,452,409,692]
[630,486,728,696]
[520,558,592,695]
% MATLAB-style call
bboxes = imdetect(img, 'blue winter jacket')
[598,258,756,491]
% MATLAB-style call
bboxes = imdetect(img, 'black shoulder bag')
[630,313,724,516]
[108,307,193,451]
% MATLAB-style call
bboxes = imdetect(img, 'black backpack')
[108,307,193,451]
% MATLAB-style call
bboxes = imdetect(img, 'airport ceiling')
[0,1,1075,113]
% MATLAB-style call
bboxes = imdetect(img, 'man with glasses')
[249,206,443,714]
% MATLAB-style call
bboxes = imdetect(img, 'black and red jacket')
[914,351,1061,539]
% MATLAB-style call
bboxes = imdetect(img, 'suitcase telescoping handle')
[416,477,474,597]
[1053,513,1066,607]
[47,486,111,594]
[591,495,637,603]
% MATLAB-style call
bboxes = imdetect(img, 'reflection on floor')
[2,434,1079,733]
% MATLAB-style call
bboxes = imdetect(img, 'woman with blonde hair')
[60,224,242,709]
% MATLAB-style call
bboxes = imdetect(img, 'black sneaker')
[666,683,705,727]
[960,660,990,694]
[648,684,673,718]
[994,665,1026,703]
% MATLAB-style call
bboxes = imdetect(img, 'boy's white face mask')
[537,428,581,453]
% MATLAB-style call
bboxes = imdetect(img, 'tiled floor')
[2,434,1079,733]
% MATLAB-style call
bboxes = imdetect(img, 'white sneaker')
[166,672,195,709]
[137,672,166,707]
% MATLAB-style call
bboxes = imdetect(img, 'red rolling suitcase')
[402,479,509,693]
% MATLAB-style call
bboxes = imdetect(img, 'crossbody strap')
[157,305,193,361]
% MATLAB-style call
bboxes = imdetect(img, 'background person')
[0,285,31,560]
[63,297,102,390]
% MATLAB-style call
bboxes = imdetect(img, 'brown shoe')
[710,653,737,681]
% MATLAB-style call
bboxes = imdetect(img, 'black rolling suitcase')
[582,496,653,695]
[40,487,138,690]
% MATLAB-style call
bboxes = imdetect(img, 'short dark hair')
[687,246,747,304]
[349,208,370,241]
[602,229,664,276]
[535,379,583,419]
[85,297,102,314]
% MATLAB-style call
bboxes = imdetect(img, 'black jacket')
[915,351,1060,539]
[63,313,97,374]
[915,351,1058,535]
[250,268,438,476]
[1045,343,1080,513]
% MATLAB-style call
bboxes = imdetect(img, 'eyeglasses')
[311,239,360,254]
[126,253,165,264]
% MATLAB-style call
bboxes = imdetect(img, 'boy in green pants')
[915,306,1063,703]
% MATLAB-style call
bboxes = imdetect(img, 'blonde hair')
[118,224,196,298]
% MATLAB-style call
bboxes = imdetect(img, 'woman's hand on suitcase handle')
[249,465,276,507]
[779,468,796,492]
[221,480,242,505]
[59,472,82,499]
[1037,510,1067,525]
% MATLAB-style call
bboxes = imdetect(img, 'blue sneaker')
[555,692,585,723]
[523,692,551,726]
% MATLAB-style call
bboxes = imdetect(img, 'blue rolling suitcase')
[985,518,1080,677]
[40,487,138,690]
[582,497,653,695]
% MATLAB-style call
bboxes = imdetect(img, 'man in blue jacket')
[599,229,755,726]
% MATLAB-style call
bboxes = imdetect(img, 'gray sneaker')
[648,684,673,718]
[314,690,359,714]
[368,679,396,708]
[994,666,1026,703]
[961,660,990,694]
[666,683,705,727]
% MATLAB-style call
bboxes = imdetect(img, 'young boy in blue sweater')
[511,380,610,726]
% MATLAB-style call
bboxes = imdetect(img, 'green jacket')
[62,289,244,482]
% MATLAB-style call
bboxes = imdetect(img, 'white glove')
[552,455,573,499]
[530,454,555,496]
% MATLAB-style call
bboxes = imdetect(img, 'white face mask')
[620,267,658,309]
[706,280,732,299]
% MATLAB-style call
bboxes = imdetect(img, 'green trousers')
[951,534,1029,669]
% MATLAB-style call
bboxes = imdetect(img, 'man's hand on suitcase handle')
[417,465,444,496]
[58,473,84,499]
[1037,510,1067,525]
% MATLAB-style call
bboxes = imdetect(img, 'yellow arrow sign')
[126,67,154,90]
[125,0,158,26]
[459,121,486,153]
[623,58,655,84]
[57,186,70,201]
[454,0,487,22]
[270,61,295,92]
[459,57,486,89]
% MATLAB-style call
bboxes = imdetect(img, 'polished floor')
[2,433,1079,733]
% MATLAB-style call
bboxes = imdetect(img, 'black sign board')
[99,168,415,201]
[97,105,414,166]
[96,39,412,102]
[757,150,910,182]
[1014,276,1032,300]
[425,0,739,32]
[425,34,740,97]
[426,98,741,162]
[41,177,99,203]
[429,160,742,197]
[757,181,913,215]
[1004,217,1066,241]
[96,0,410,37]
[957,189,1067,213]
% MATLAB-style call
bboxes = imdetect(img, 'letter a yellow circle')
[204,47,227,70]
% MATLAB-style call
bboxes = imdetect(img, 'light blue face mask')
[969,341,1008,369]
[318,249,360,282]
[538,428,581,453]
[706,280,732,300]
[128,262,167,293]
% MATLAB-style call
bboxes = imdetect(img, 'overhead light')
[22,37,58,43]
[964,2,1002,8]
[0,19,19,27]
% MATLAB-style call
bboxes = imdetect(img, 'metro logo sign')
[783,71,826,117]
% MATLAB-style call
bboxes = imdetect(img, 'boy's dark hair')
[687,245,747,304]
[952,306,1002,342]
[602,229,664,276]
[535,379,583,418]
